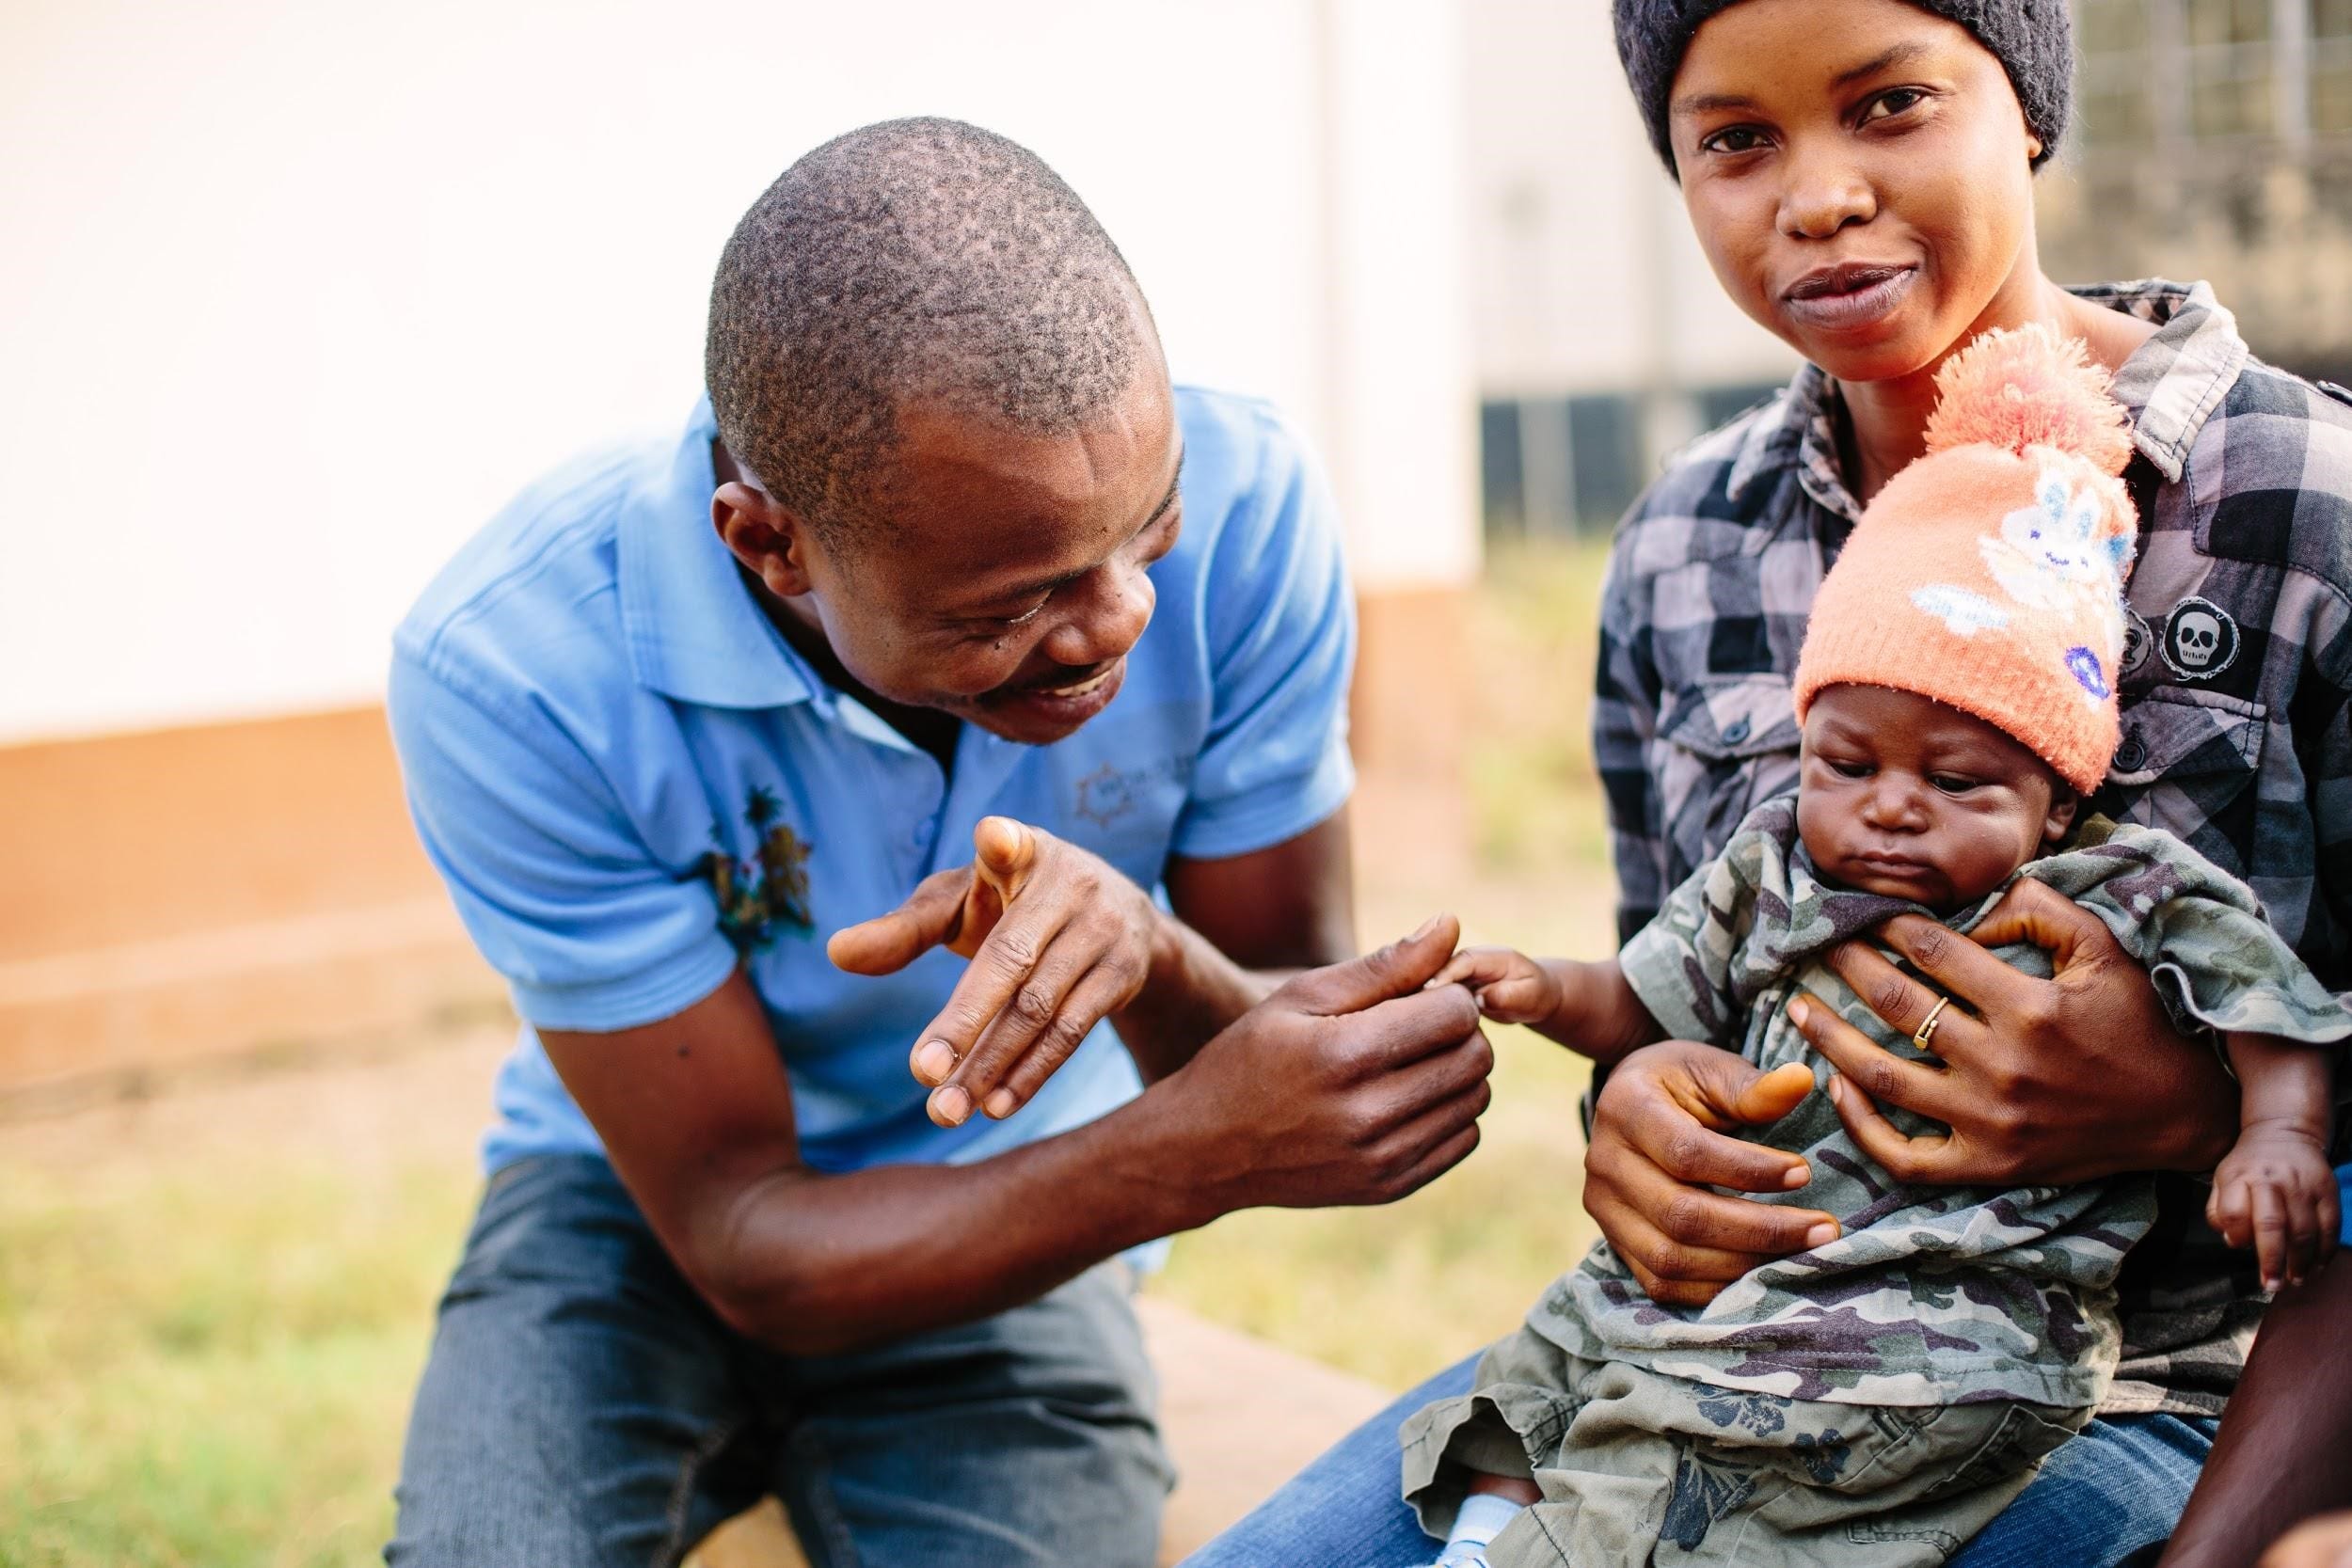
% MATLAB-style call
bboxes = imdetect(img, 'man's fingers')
[1824,1073,1966,1182]
[973,816,1040,895]
[1788,993,1963,1125]
[943,927,1103,1104]
[974,962,1136,1120]
[988,968,1143,1114]
[828,868,971,975]
[1376,1121,1485,1205]
[915,900,1078,1125]
[1281,914,1462,1016]
[1337,984,1486,1078]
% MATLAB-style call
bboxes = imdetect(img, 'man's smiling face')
[747,356,1184,748]
[1667,0,2044,384]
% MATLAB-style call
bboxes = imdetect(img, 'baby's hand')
[2207,1124,2341,1291]
[1428,946,1561,1027]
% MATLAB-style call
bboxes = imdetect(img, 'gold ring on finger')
[1912,995,1951,1052]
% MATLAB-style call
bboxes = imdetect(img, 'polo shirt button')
[1722,717,1752,744]
[2115,735,2147,772]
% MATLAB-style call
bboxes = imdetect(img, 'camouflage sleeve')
[1615,807,1791,1050]
[2070,823,2352,1049]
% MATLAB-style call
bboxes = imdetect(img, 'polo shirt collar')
[619,396,817,710]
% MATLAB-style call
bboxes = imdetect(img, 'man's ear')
[713,481,817,599]
[2042,782,2079,846]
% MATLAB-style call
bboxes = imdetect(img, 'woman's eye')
[1862,87,1928,123]
[1701,125,1770,155]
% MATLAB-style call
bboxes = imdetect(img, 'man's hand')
[1581,1040,1833,1307]
[828,816,1160,1128]
[1787,877,2239,1186]
[1143,913,1496,1215]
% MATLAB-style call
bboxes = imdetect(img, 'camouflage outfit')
[1402,800,2349,1565]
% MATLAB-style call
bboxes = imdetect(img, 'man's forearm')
[1108,910,1283,1082]
[700,1085,1213,1356]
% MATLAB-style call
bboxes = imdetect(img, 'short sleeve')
[387,653,740,1032]
[1171,408,1357,860]
[1615,834,1770,1050]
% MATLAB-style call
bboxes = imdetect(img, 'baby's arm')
[1428,947,1663,1068]
[2207,1033,2340,1291]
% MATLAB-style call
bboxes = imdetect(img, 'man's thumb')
[973,816,1038,895]
[1287,913,1461,1015]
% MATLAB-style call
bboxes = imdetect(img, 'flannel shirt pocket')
[2107,687,2266,787]
[1659,673,1804,858]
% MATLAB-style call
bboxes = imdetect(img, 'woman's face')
[1669,0,2044,384]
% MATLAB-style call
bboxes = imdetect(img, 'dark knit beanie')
[1613,0,2072,176]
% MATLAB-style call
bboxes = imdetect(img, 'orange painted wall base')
[0,586,1470,1102]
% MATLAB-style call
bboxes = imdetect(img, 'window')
[2317,0,2352,132]
[2079,0,2156,146]
[2186,0,2275,136]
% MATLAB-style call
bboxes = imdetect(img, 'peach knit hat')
[1792,324,2140,795]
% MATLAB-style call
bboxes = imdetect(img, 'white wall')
[1462,0,1796,399]
[0,0,1476,744]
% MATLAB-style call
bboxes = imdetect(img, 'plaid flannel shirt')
[1593,279,2352,1418]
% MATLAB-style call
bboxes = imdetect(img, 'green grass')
[0,540,1622,1561]
[0,1159,474,1568]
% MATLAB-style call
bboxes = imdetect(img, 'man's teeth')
[1036,667,1113,699]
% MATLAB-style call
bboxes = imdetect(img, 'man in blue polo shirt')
[383,119,1492,1566]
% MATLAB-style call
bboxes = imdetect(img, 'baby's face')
[1796,685,2077,912]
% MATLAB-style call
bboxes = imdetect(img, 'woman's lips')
[1782,264,1918,334]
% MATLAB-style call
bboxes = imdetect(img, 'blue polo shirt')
[389,388,1355,1176]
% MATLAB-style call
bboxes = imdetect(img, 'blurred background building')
[6,0,2351,1128]
[0,0,1478,1101]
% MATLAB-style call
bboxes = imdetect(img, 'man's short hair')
[706,117,1150,537]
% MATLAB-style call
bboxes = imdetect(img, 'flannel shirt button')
[1723,717,1752,743]
[2115,735,2147,772]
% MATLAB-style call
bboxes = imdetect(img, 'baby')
[1404,328,2348,1568]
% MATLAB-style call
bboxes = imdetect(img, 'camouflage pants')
[1400,1328,2090,1567]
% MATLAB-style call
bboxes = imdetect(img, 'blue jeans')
[388,1154,1172,1567]
[1178,1355,2218,1567]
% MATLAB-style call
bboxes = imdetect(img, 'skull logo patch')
[2158,596,2240,681]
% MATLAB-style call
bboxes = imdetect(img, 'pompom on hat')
[1792,325,2140,795]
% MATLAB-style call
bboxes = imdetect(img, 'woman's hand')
[1789,877,2239,1185]
[828,816,1162,1127]
[1581,1039,1835,1307]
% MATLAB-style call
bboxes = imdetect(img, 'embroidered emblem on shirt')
[1073,763,1139,829]
[696,784,814,953]
[1072,756,1196,830]
[2158,596,2241,682]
